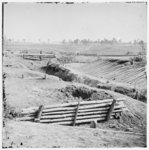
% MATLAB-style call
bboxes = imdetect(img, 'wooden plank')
[34,105,44,122]
[73,102,80,126]
[106,99,116,121]
[48,117,107,125]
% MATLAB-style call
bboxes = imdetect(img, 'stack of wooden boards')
[20,98,127,126]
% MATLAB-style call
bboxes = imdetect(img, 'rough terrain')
[3,44,147,148]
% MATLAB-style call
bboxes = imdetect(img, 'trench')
[60,85,113,101]
[41,63,146,102]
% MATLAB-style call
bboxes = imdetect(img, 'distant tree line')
[3,36,146,46]
[61,38,146,45]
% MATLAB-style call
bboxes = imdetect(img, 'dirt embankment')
[41,63,146,102]
[60,85,113,101]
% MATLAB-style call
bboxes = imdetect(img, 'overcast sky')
[4,2,147,42]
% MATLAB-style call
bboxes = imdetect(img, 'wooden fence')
[19,98,126,126]
[22,53,55,61]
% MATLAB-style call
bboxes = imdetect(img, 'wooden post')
[34,105,44,122]
[39,56,42,61]
[73,101,80,126]
[43,61,50,79]
[106,99,116,121]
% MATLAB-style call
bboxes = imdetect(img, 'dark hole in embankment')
[107,59,130,65]
[42,63,76,82]
[60,85,113,100]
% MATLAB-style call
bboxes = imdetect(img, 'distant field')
[4,43,143,55]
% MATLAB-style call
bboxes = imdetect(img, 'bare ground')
[2,54,147,148]
[3,120,146,148]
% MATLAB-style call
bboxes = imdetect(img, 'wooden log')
[44,98,125,109]
[21,107,126,120]
[79,103,111,110]
[76,117,106,124]
[43,102,119,113]
[42,106,126,116]
[45,99,112,109]
[73,102,80,126]
[20,98,125,112]
[34,105,44,122]
[40,114,107,123]
[41,110,108,120]
[106,99,116,121]
[39,103,125,113]
[21,104,125,117]
[42,107,110,116]
[28,116,115,125]
[42,110,108,117]
[44,117,110,125]
[43,108,125,117]
[40,109,124,122]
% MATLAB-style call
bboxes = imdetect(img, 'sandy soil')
[3,120,146,148]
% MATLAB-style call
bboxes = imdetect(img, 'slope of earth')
[68,59,146,91]
[3,53,146,148]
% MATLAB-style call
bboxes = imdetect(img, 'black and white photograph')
[2,1,147,148]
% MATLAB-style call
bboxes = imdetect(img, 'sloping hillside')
[72,59,146,91]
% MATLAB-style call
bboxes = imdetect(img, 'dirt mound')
[97,82,146,102]
[60,85,113,101]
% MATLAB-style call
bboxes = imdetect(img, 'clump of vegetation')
[132,55,144,62]
[130,40,146,65]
